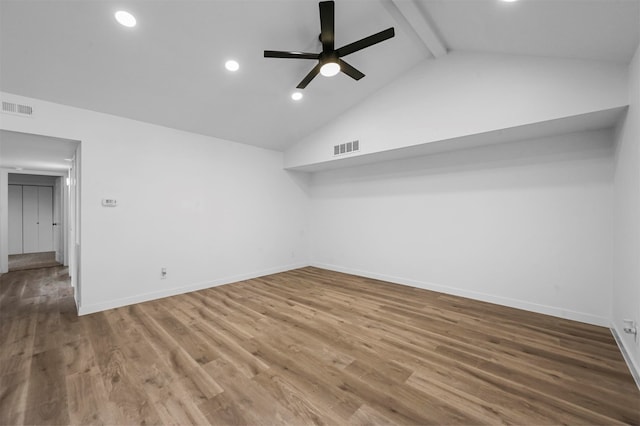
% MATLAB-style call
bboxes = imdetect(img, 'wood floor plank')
[404,371,521,425]
[61,337,96,376]
[154,307,220,366]
[31,296,62,354]
[1,265,638,425]
[185,291,260,340]
[23,348,71,425]
[204,357,299,425]
[0,305,38,360]
[99,346,162,424]
[105,307,215,424]
[0,370,29,425]
[82,311,163,425]
[197,391,252,426]
[57,293,83,345]
[248,336,366,420]
[65,368,125,425]
[348,404,398,426]
[250,367,344,425]
[152,393,211,426]
[174,298,271,379]
[130,304,224,400]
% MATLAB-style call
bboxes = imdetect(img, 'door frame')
[1,168,71,270]
[0,131,81,309]
[53,176,63,263]
[7,180,62,258]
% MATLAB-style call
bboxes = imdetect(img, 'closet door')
[38,186,54,252]
[8,185,23,255]
[13,185,55,254]
[22,186,39,253]
[37,186,54,252]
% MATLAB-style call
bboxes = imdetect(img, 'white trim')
[77,262,308,315]
[611,325,640,390]
[311,262,610,327]
[7,169,68,177]
[390,0,447,58]
[0,170,8,273]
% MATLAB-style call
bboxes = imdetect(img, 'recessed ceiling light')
[291,92,303,101]
[320,62,340,77]
[115,10,136,27]
[501,0,519,2]
[225,60,240,72]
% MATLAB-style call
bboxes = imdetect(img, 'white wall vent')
[2,101,33,117]
[333,140,360,156]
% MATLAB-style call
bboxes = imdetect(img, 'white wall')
[0,92,310,314]
[309,129,614,326]
[613,41,640,380]
[285,52,628,169]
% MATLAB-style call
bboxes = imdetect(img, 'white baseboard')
[611,325,640,390]
[76,261,637,389]
[78,261,611,327]
[77,262,308,316]
[311,262,610,327]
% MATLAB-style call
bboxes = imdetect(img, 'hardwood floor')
[8,251,60,272]
[1,266,638,425]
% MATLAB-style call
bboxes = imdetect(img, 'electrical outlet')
[161,267,167,279]
[623,319,637,341]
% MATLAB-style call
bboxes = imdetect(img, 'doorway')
[0,130,81,305]
[8,173,62,271]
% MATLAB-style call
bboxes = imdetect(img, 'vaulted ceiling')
[1,0,638,151]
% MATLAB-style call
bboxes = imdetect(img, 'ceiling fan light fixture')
[264,1,395,88]
[320,61,340,77]
[225,60,240,72]
[115,10,136,27]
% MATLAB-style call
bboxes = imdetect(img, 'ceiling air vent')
[2,101,33,117]
[333,140,360,156]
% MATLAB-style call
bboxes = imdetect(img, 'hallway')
[8,252,61,272]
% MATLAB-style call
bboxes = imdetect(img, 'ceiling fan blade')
[339,59,365,81]
[319,1,335,52]
[336,27,395,57]
[297,62,322,89]
[264,50,320,60]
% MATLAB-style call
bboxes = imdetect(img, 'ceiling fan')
[264,1,395,89]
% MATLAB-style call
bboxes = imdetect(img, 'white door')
[22,185,54,254]
[23,186,39,253]
[38,186,54,252]
[8,185,23,254]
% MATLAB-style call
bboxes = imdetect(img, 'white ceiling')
[421,0,640,63]
[0,130,79,172]
[0,0,638,152]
